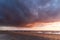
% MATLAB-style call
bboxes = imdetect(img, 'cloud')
[0,0,60,26]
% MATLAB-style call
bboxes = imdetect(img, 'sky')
[0,0,60,26]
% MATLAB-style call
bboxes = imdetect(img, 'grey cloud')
[0,0,60,26]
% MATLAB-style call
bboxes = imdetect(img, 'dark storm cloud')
[0,0,60,26]
[21,0,60,22]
